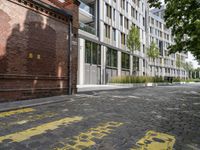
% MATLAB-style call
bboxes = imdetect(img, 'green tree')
[127,25,141,76]
[148,0,200,60]
[176,54,183,78]
[147,41,160,76]
[127,25,140,53]
[176,55,182,68]
[183,61,194,78]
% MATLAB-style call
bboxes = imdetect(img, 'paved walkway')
[77,84,138,92]
[0,84,138,112]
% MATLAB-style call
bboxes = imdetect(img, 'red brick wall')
[0,0,79,102]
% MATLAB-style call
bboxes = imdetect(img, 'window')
[104,23,110,38]
[131,7,135,18]
[122,52,130,69]
[124,18,129,29]
[120,14,123,26]
[156,21,158,27]
[113,9,115,21]
[136,11,138,20]
[121,0,125,9]
[112,28,116,41]
[106,48,117,67]
[159,31,162,38]
[136,0,139,7]
[142,3,144,12]
[126,1,128,12]
[106,3,112,19]
[150,27,153,34]
[121,33,126,45]
[143,44,145,53]
[159,22,162,29]
[151,18,154,25]
[143,59,145,67]
[85,40,101,65]
[143,17,145,26]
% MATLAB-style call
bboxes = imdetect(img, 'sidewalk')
[0,95,73,112]
[0,83,186,112]
[0,84,138,112]
[77,84,137,92]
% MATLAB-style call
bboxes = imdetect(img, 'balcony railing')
[79,1,94,16]
[79,22,96,35]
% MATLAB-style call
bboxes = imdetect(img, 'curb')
[0,96,71,113]
[77,86,144,94]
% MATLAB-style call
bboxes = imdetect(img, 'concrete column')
[101,46,107,84]
[78,38,85,85]
[118,51,121,76]
[95,0,98,36]
[139,58,143,76]
[162,68,165,79]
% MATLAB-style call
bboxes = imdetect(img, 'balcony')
[79,22,95,35]
[79,1,94,24]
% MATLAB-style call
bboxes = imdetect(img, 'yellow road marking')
[0,116,83,143]
[0,108,35,118]
[0,112,56,127]
[55,121,123,150]
[13,112,56,125]
[131,130,176,150]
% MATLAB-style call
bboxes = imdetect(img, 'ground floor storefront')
[77,38,187,85]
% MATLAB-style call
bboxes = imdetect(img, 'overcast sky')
[187,53,200,69]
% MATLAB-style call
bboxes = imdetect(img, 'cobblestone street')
[0,84,200,150]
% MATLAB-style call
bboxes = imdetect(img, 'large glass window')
[106,48,117,68]
[121,52,130,69]
[85,40,101,65]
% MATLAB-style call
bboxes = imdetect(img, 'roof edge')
[34,0,72,18]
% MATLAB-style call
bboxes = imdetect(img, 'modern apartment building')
[149,7,187,79]
[78,0,187,85]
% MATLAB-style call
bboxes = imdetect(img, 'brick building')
[0,0,80,102]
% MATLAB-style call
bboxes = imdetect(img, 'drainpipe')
[68,19,72,95]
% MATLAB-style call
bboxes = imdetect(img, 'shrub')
[173,77,181,82]
[110,76,165,84]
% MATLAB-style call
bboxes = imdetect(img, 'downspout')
[68,18,72,95]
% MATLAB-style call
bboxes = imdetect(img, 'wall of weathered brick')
[0,0,79,102]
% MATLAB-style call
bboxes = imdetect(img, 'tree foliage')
[147,41,160,60]
[183,61,194,72]
[176,55,182,68]
[148,0,200,60]
[127,25,140,53]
